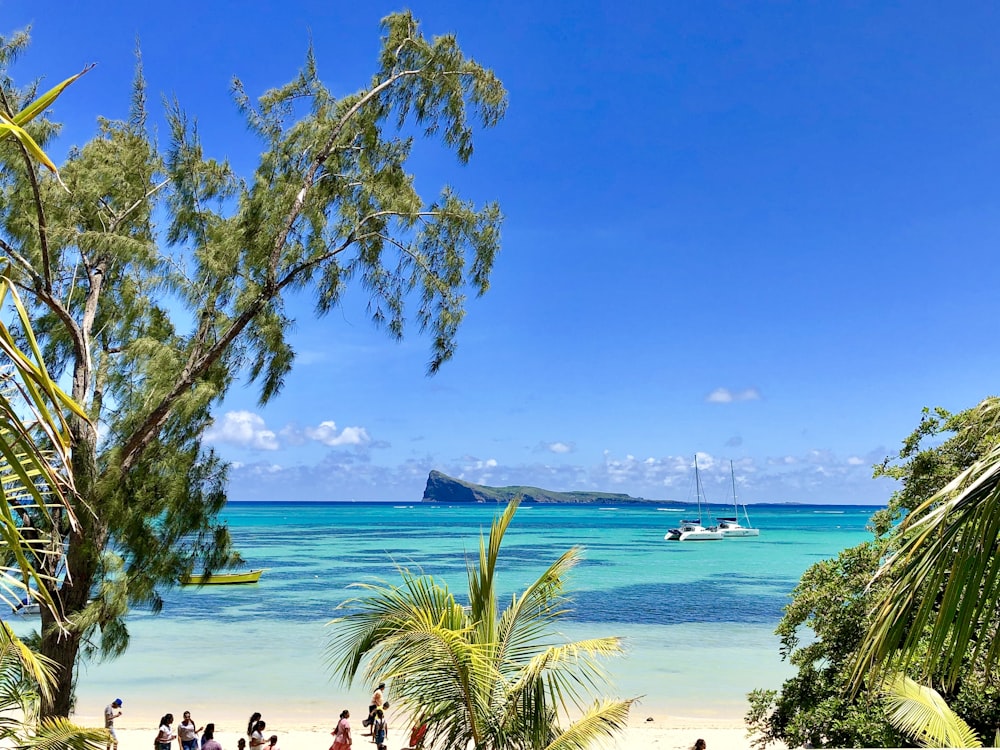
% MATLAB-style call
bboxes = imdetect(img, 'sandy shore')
[86,716,757,750]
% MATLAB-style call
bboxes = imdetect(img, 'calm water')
[12,502,879,727]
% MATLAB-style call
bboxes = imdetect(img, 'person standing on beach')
[371,708,387,750]
[692,739,707,750]
[178,711,203,750]
[249,720,267,750]
[363,682,385,728]
[104,698,123,750]
[246,714,261,740]
[330,710,352,750]
[156,714,177,750]
[402,718,427,750]
[201,724,222,750]
[267,735,280,750]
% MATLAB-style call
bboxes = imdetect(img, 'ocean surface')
[10,501,880,727]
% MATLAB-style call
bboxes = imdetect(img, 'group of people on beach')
[330,681,426,750]
[102,688,423,750]
[103,701,280,750]
[158,711,279,750]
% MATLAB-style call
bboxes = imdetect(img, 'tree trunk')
[39,422,104,718]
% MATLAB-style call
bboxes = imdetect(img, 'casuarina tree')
[0,13,506,716]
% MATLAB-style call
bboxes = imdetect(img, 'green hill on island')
[421,469,656,504]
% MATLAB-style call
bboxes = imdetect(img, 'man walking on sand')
[104,698,123,750]
[363,682,385,729]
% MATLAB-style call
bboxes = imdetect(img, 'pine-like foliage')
[0,13,507,715]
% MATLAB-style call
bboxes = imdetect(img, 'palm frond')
[496,545,582,667]
[509,638,626,716]
[543,698,636,750]
[882,675,981,748]
[23,716,109,750]
[854,401,1000,689]
[0,273,91,620]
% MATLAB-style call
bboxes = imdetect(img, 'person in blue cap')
[104,698,123,750]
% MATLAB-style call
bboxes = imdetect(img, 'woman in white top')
[178,711,203,750]
[249,720,267,750]
[155,715,176,750]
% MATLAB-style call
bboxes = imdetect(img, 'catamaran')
[712,461,760,537]
[664,456,724,541]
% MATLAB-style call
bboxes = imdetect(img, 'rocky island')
[421,469,656,504]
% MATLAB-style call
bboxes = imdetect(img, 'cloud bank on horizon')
[205,408,894,505]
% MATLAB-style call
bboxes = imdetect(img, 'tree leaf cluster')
[747,398,1000,748]
[0,13,506,715]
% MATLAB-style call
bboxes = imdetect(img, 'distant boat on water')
[711,461,760,538]
[664,457,724,542]
[180,569,265,585]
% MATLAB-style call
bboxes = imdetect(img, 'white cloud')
[706,387,762,403]
[305,420,371,447]
[543,441,574,454]
[204,411,279,450]
[221,446,897,505]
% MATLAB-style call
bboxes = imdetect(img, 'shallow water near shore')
[9,501,878,726]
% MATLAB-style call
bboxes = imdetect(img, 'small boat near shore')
[180,569,265,585]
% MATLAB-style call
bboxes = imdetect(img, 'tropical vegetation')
[0,13,507,716]
[882,674,984,748]
[855,397,1000,689]
[746,397,1000,748]
[0,622,107,750]
[327,500,635,750]
[0,55,119,750]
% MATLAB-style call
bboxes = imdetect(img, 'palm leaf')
[0,115,58,175]
[882,674,981,748]
[0,271,91,618]
[853,400,1000,689]
[543,698,636,750]
[11,65,94,127]
[24,716,108,750]
[0,62,91,187]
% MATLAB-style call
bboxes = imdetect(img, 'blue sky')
[7,2,999,504]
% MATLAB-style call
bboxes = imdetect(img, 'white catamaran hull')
[664,520,724,541]
[718,525,759,538]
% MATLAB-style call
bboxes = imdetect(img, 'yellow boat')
[180,569,265,585]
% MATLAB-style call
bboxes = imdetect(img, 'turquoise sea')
[11,501,880,728]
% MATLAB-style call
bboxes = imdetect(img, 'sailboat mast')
[695,455,702,521]
[730,460,738,514]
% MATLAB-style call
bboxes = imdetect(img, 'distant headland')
[421,470,656,504]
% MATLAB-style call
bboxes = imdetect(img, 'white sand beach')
[75,694,756,750]
[97,719,755,750]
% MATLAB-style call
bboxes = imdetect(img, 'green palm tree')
[0,59,106,750]
[0,61,92,615]
[327,500,635,750]
[0,620,107,750]
[0,271,90,616]
[854,397,1000,690]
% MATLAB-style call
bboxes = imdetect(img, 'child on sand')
[371,708,387,750]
